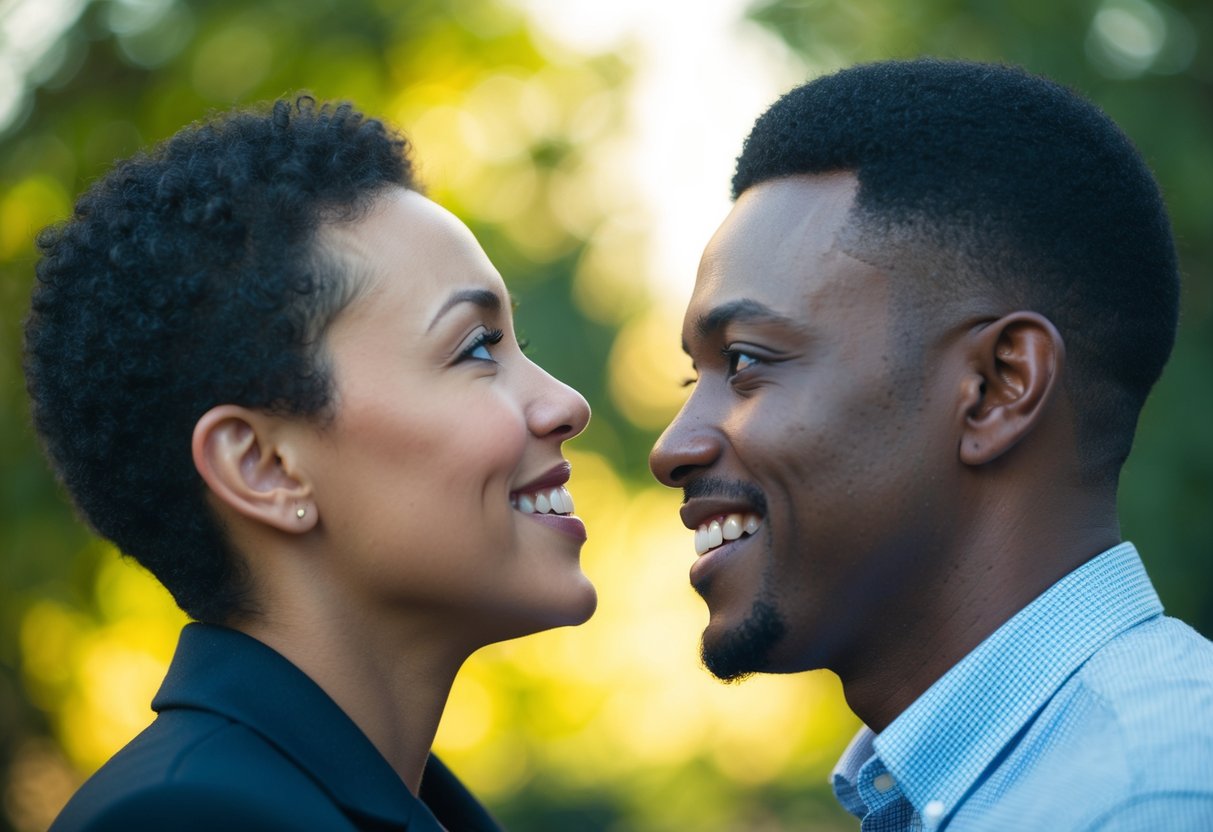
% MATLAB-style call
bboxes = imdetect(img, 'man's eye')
[725,349,760,375]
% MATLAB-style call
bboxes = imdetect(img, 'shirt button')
[923,800,945,821]
[872,773,896,793]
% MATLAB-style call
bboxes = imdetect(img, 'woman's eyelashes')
[457,327,505,363]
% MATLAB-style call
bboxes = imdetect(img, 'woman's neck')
[233,597,470,795]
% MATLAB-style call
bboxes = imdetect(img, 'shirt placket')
[856,758,922,832]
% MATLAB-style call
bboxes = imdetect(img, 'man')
[649,59,1213,830]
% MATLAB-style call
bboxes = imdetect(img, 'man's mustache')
[682,477,768,516]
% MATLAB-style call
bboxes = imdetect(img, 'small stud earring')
[296,507,307,519]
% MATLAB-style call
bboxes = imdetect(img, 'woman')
[25,97,595,831]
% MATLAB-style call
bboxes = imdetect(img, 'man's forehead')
[694,174,860,287]
[713,173,859,249]
[683,186,894,349]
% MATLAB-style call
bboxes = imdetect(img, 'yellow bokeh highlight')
[573,211,652,324]
[607,308,695,430]
[20,545,187,774]
[434,669,496,752]
[0,175,71,258]
[19,602,89,706]
[64,631,174,769]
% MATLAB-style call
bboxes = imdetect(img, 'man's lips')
[693,512,763,555]
[680,498,765,557]
[689,525,760,589]
[680,498,762,533]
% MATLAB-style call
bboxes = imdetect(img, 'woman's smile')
[510,462,586,541]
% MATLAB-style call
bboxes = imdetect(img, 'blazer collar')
[152,623,450,830]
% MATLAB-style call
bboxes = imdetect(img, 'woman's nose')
[528,367,591,441]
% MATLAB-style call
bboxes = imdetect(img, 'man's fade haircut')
[25,96,416,623]
[732,59,1179,483]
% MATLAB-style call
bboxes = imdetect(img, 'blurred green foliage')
[0,0,1209,830]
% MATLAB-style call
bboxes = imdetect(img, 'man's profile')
[650,59,1213,830]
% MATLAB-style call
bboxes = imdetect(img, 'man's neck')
[835,495,1120,733]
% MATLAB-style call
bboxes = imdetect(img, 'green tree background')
[1,1,1209,830]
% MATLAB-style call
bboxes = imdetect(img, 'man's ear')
[957,311,1064,467]
[191,405,316,533]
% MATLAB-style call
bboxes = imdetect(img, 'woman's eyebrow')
[427,288,502,332]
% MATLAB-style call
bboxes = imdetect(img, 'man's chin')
[701,598,786,682]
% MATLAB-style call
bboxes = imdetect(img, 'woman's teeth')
[512,485,575,515]
[694,513,762,555]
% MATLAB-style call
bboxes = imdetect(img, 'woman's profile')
[24,96,596,831]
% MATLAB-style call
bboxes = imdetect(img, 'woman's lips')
[510,461,585,543]
[511,485,575,515]
[523,512,587,543]
[512,461,572,495]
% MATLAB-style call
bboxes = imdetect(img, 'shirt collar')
[152,622,445,830]
[837,542,1162,827]
[830,726,877,817]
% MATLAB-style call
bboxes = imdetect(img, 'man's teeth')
[694,513,762,555]
[512,485,575,515]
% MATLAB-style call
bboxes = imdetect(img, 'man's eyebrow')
[427,288,502,332]
[693,298,801,340]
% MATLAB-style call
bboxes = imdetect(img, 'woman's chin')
[484,578,598,645]
[534,577,599,631]
[562,578,598,626]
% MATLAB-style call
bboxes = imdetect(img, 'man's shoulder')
[952,617,1213,830]
[50,708,355,832]
[1067,615,1213,772]
[1076,615,1213,732]
[1085,614,1213,677]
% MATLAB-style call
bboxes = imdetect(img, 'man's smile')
[693,512,763,555]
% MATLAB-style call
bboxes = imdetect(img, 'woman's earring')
[296,507,307,519]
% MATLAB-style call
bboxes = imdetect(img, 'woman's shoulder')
[50,709,358,832]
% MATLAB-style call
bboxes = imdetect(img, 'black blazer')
[50,623,504,831]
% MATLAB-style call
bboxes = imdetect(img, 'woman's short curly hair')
[24,96,416,622]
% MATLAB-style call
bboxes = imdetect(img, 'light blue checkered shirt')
[831,542,1213,831]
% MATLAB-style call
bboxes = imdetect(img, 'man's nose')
[649,413,723,488]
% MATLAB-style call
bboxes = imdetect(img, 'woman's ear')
[958,311,1065,467]
[192,405,316,533]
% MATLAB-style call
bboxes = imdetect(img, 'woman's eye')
[460,328,505,362]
